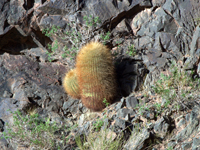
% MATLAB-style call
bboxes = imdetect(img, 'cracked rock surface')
[0,0,200,149]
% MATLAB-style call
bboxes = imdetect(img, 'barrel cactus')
[76,42,117,111]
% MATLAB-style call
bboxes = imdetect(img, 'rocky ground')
[0,0,200,150]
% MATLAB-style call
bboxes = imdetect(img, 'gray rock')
[134,36,154,50]
[175,119,199,142]
[115,97,125,110]
[131,0,200,88]
[185,113,190,122]
[154,32,182,61]
[143,110,155,120]
[0,53,68,114]
[185,26,200,70]
[181,142,192,150]
[177,118,186,128]
[38,0,75,15]
[0,0,200,149]
[143,48,169,69]
[63,99,77,110]
[165,0,196,55]
[192,138,200,150]
[154,117,170,139]
[78,122,91,136]
[117,108,136,119]
[190,106,200,122]
[39,15,68,30]
[78,114,85,126]
[0,98,28,124]
[7,1,26,25]
[0,136,14,150]
[63,98,81,114]
[47,101,59,112]
[22,47,48,63]
[2,91,13,98]
[101,118,110,130]
[78,112,98,126]
[114,118,126,130]
[162,0,177,14]
[82,0,151,29]
[48,111,65,125]
[167,142,176,149]
[124,128,150,150]
[112,19,130,37]
[125,96,139,109]
[132,7,172,37]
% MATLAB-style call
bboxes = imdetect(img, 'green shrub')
[1,110,73,149]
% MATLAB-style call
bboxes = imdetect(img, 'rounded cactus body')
[63,69,80,99]
[76,42,117,111]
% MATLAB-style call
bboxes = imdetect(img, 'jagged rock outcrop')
[0,0,200,149]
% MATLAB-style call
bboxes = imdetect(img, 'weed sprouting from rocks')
[152,61,200,112]
[1,109,76,149]
[126,44,137,56]
[41,14,113,62]
[75,128,123,150]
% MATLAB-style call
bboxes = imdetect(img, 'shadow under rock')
[114,55,149,99]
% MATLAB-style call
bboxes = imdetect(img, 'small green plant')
[116,41,122,45]
[103,98,110,107]
[83,15,101,28]
[41,15,115,62]
[164,99,171,108]
[100,31,111,44]
[133,123,141,133]
[41,15,104,61]
[166,146,173,150]
[61,28,81,60]
[93,118,104,132]
[195,18,200,26]
[65,124,78,144]
[154,102,162,113]
[112,40,122,56]
[42,25,61,37]
[1,109,68,149]
[75,134,88,150]
[152,60,200,112]
[43,24,81,61]
[126,44,136,56]
[75,128,123,150]
[135,102,150,116]
[46,39,59,62]
[138,104,145,115]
